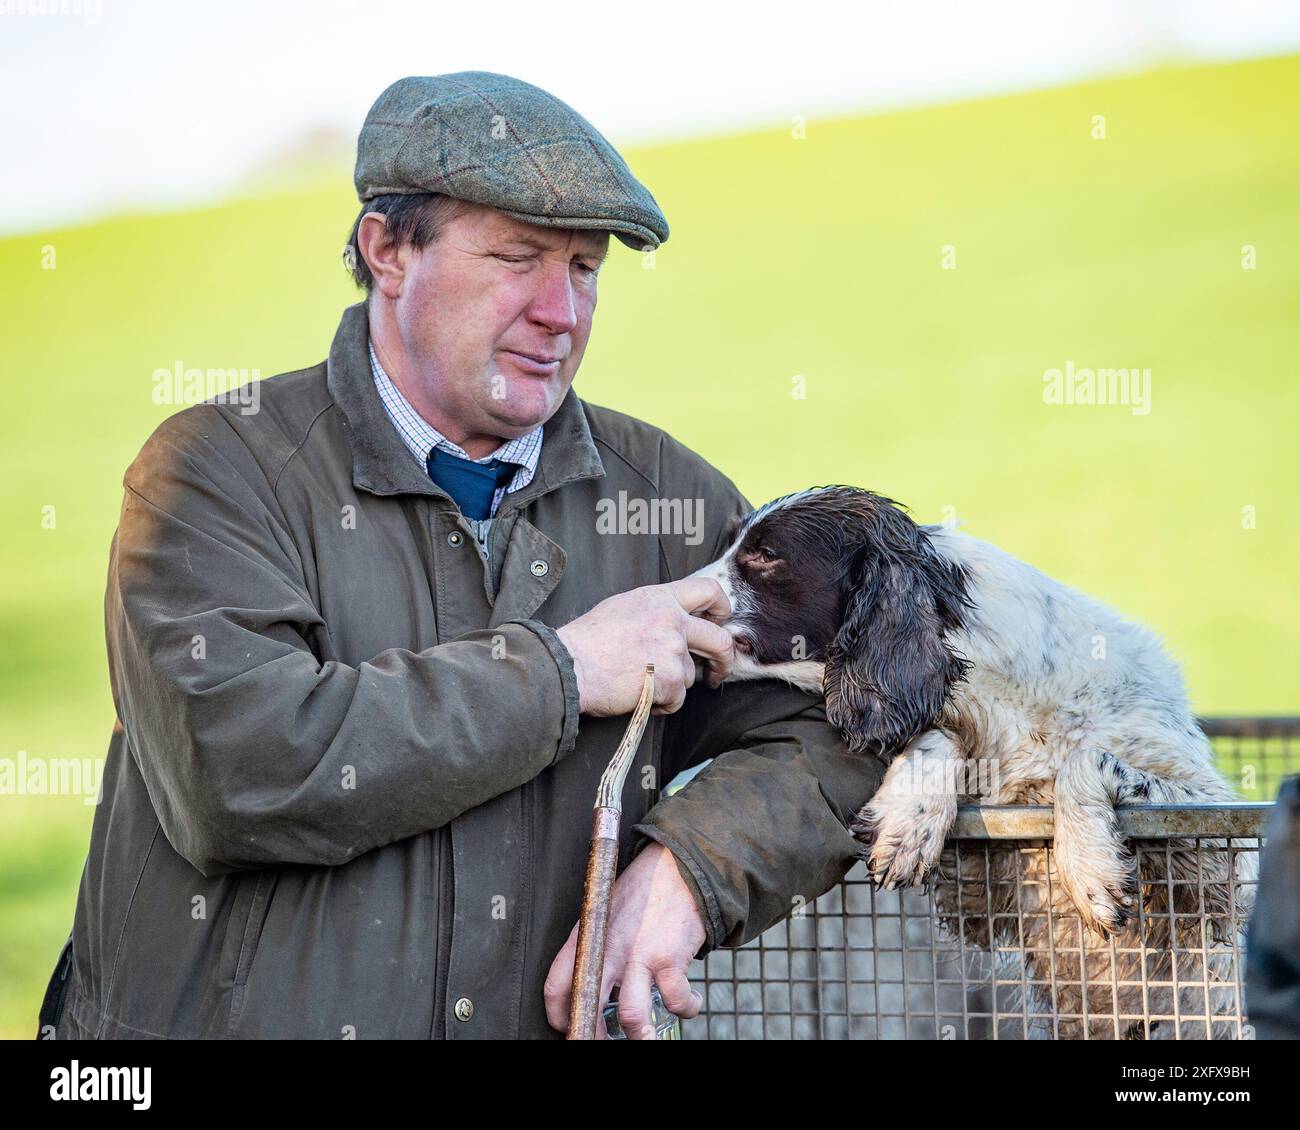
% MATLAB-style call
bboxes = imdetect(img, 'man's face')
[382,201,609,444]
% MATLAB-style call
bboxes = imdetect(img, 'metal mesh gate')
[680,718,1295,1040]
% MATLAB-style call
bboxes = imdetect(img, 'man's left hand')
[544,841,706,1039]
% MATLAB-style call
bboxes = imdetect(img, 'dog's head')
[696,487,972,758]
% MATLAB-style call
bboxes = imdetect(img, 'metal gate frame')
[681,718,1294,1040]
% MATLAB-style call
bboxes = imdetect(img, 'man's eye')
[495,254,529,264]
[574,261,599,275]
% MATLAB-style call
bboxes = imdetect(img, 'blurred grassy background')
[2,55,1297,1037]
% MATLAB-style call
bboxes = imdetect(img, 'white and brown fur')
[694,486,1255,1039]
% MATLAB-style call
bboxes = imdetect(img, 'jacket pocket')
[225,870,278,1038]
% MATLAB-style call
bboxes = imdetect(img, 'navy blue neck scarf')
[425,447,522,520]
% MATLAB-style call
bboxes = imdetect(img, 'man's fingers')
[597,966,623,1041]
[616,961,657,1041]
[668,576,731,623]
[655,964,703,1020]
[680,649,696,692]
[652,686,687,717]
[542,925,579,1031]
[646,649,693,716]
[683,614,736,678]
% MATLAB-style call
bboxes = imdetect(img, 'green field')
[2,56,1297,1037]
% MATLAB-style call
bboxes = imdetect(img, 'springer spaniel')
[694,486,1255,1038]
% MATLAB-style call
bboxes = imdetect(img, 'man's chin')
[484,375,569,433]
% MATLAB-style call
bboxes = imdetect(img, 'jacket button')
[447,531,463,547]
[530,559,549,577]
[453,997,474,1022]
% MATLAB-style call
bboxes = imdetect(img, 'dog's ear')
[824,518,971,759]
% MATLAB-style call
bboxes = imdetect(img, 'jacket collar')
[326,301,605,507]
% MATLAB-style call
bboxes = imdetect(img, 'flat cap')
[355,72,669,250]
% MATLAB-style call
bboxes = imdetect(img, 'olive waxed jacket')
[40,301,885,1039]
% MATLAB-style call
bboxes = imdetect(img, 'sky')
[2,0,1299,236]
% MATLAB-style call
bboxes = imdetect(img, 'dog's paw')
[853,800,946,891]
[1059,851,1139,938]
[1077,878,1138,938]
[1052,794,1142,939]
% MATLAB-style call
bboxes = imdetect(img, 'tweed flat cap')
[355,72,669,250]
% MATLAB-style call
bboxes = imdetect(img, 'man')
[37,72,885,1040]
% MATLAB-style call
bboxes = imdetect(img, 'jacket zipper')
[431,825,451,1038]
[517,776,534,1039]
[39,938,74,1036]
[423,496,452,1040]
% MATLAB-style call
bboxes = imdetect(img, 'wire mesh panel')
[1200,716,1300,801]
[680,717,1297,1041]
[684,807,1267,1040]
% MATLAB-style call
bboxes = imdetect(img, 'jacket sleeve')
[107,408,579,878]
[631,680,886,953]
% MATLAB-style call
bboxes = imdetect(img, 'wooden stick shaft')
[566,666,654,1041]
[567,807,621,1040]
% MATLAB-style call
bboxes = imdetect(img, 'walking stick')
[567,664,655,1040]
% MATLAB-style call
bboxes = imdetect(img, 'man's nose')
[527,261,579,335]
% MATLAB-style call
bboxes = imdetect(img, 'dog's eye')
[755,545,779,563]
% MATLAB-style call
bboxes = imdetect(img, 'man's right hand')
[555,578,735,716]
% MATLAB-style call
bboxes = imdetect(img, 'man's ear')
[357,213,408,300]
[823,539,970,759]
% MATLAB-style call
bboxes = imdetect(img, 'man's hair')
[344,192,472,293]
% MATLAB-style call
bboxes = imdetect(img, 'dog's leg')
[1091,753,1250,939]
[1052,748,1142,938]
[851,729,964,890]
[1056,749,1253,1036]
[1100,755,1254,1038]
